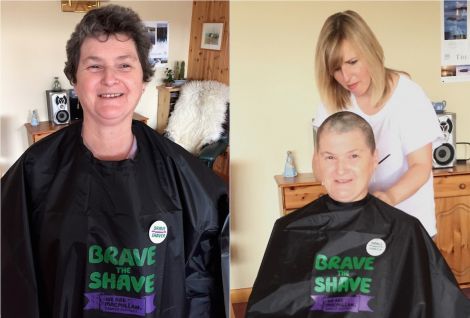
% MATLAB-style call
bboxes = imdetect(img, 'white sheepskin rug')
[165,80,229,155]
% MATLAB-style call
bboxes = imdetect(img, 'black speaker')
[46,90,70,125]
[433,112,456,168]
[68,89,83,120]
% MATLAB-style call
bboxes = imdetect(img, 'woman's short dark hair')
[64,4,155,84]
[316,111,376,153]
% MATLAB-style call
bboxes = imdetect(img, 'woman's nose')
[336,159,347,174]
[341,66,352,82]
[102,68,119,86]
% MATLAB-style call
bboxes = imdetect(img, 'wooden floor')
[232,303,247,318]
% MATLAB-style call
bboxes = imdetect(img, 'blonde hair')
[315,10,396,112]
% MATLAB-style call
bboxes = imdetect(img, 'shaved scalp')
[316,111,375,153]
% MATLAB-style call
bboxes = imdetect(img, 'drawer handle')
[459,183,466,190]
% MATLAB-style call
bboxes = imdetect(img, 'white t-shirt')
[313,75,443,236]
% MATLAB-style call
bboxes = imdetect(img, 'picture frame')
[61,1,100,12]
[144,21,169,67]
[201,23,224,50]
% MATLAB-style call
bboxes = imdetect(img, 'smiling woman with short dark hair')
[1,5,228,318]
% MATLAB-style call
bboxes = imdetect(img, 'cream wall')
[0,0,192,173]
[230,1,470,289]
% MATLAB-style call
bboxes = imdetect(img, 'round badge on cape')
[366,238,386,256]
[149,220,168,244]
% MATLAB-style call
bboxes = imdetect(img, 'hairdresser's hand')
[373,191,395,206]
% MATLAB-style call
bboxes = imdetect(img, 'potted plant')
[173,61,187,87]
[164,68,175,87]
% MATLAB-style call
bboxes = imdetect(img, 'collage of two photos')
[2,1,470,317]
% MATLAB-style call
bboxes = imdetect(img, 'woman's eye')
[120,64,131,69]
[87,65,101,70]
[351,154,359,159]
[348,59,358,65]
[326,155,335,160]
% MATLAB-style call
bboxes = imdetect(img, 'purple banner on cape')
[84,292,156,316]
[310,294,373,313]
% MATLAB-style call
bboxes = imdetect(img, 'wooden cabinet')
[275,163,470,288]
[433,165,470,288]
[274,173,326,214]
[25,113,148,145]
[25,121,67,145]
[156,85,180,134]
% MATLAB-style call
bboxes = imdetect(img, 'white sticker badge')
[366,238,386,256]
[149,220,168,244]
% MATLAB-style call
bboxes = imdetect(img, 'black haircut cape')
[246,194,470,317]
[1,121,229,318]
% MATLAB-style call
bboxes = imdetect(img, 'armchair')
[164,80,229,174]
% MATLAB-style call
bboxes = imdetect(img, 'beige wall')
[230,1,470,289]
[0,0,192,172]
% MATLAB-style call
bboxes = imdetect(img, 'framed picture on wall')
[144,21,169,67]
[61,1,99,12]
[201,23,224,50]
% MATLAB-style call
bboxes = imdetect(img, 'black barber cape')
[246,194,470,318]
[1,121,228,318]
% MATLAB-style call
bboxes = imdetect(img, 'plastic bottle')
[283,151,298,177]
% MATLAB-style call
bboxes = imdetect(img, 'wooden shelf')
[433,163,470,288]
[156,85,181,134]
[25,112,148,145]
[274,173,325,214]
[24,121,68,145]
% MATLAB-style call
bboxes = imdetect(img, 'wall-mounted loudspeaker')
[46,90,70,125]
[432,112,456,168]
